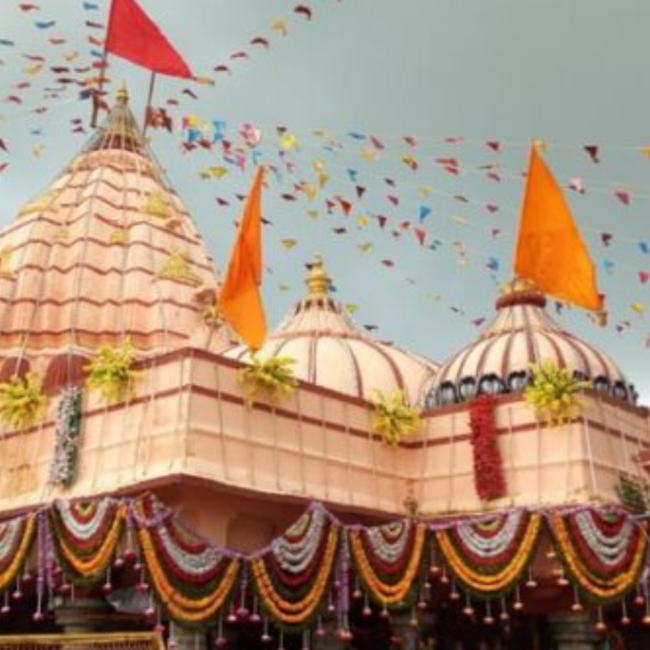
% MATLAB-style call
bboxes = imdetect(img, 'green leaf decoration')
[370,389,421,446]
[524,360,591,427]
[85,337,142,403]
[0,372,47,431]
[615,472,649,514]
[238,355,297,410]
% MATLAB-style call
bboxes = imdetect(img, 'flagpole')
[90,45,109,129]
[142,71,157,137]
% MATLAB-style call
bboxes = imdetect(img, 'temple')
[0,91,649,650]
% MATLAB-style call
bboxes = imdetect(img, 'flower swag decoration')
[0,372,47,431]
[0,513,36,593]
[349,519,426,608]
[468,394,506,502]
[615,472,649,514]
[1,494,650,631]
[435,510,542,599]
[49,498,126,586]
[85,337,141,403]
[370,389,421,446]
[133,493,241,626]
[250,504,340,630]
[48,386,83,488]
[525,360,590,426]
[551,508,647,604]
[238,355,297,410]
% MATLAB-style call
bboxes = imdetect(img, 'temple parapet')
[0,348,647,518]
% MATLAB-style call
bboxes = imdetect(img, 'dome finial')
[500,276,538,295]
[116,81,129,105]
[306,254,331,297]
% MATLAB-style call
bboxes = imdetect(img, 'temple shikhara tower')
[0,92,650,650]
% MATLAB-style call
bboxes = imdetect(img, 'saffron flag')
[514,145,604,313]
[106,0,192,78]
[218,166,267,350]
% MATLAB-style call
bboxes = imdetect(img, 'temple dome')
[223,256,438,405]
[0,86,226,389]
[427,278,636,407]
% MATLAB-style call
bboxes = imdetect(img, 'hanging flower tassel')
[484,600,495,625]
[621,599,631,626]
[468,394,506,501]
[643,584,650,626]
[250,597,261,624]
[237,568,249,619]
[571,585,583,613]
[34,511,47,622]
[595,607,607,633]
[499,596,509,622]
[336,535,351,639]
[261,617,272,643]
[47,386,82,487]
[215,616,227,647]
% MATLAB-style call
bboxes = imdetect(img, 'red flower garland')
[468,394,507,501]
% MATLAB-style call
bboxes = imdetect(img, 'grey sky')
[1,0,649,401]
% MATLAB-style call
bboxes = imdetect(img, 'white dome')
[223,257,438,405]
[427,279,636,407]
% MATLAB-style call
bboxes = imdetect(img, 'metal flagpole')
[90,46,109,129]
[142,71,157,137]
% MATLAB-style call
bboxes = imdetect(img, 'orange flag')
[218,166,267,350]
[514,145,604,313]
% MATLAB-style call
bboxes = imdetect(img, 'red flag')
[106,0,192,78]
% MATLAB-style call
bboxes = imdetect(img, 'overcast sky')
[1,0,649,402]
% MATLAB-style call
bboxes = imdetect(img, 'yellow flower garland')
[138,525,241,623]
[251,526,339,625]
[349,523,426,605]
[0,514,35,592]
[436,514,542,595]
[57,504,125,578]
[553,513,646,601]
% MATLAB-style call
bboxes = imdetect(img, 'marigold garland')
[0,513,35,592]
[50,500,125,583]
[251,524,339,627]
[134,494,241,624]
[436,512,542,597]
[551,509,647,604]
[349,521,426,606]
[2,494,650,629]
[138,524,240,623]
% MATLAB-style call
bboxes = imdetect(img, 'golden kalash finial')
[116,81,129,105]
[499,277,539,295]
[306,254,332,297]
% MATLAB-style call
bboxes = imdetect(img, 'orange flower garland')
[251,525,339,626]
[2,495,648,631]
[436,513,542,596]
[138,523,241,623]
[0,513,35,592]
[552,511,647,603]
[349,522,426,606]
[55,503,126,579]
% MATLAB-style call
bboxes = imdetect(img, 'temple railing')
[0,633,164,650]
